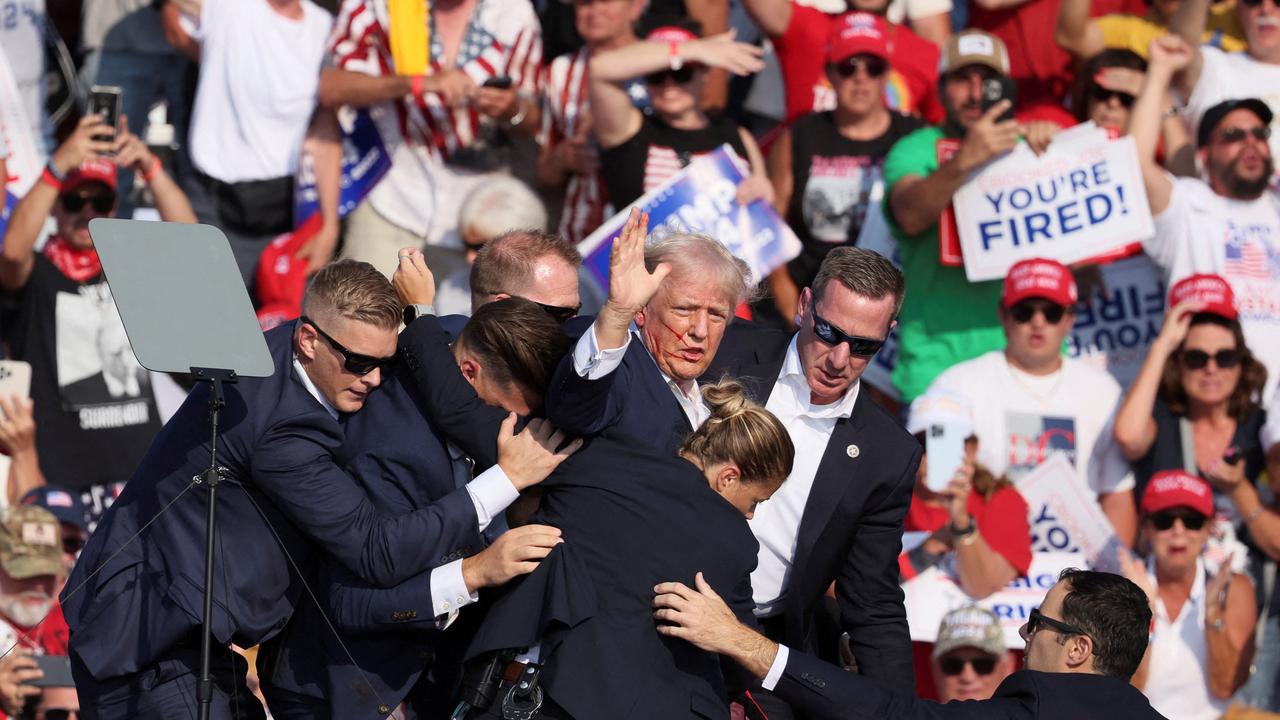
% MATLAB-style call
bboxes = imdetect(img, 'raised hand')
[955,101,1020,172]
[392,247,435,307]
[112,115,156,175]
[1148,35,1193,73]
[51,114,116,175]
[1154,298,1205,355]
[685,30,766,77]
[606,208,667,314]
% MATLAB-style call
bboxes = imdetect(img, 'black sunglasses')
[1008,300,1068,325]
[300,315,397,376]
[1025,607,1088,638]
[833,55,888,79]
[938,655,998,676]
[811,309,886,358]
[1180,348,1241,370]
[60,193,115,214]
[1151,510,1209,531]
[534,300,581,325]
[1090,86,1135,108]
[645,66,698,85]
[1215,126,1271,144]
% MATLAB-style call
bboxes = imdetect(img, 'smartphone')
[31,655,74,688]
[1223,446,1243,466]
[482,76,514,89]
[88,85,123,145]
[980,76,1017,123]
[0,361,32,411]
[925,422,967,493]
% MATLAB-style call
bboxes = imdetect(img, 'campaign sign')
[904,551,1082,648]
[1014,455,1124,572]
[293,106,392,226]
[952,135,1154,282]
[1067,255,1166,388]
[576,145,801,290]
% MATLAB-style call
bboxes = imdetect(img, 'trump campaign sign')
[577,145,801,290]
[952,125,1154,282]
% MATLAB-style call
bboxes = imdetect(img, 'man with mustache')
[1133,35,1280,402]
[0,506,68,718]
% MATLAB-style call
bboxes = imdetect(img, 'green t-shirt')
[881,126,1005,403]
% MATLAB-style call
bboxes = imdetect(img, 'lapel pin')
[846,444,860,459]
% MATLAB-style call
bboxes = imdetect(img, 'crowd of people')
[6,0,1280,717]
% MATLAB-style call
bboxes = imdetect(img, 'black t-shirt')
[4,255,161,491]
[785,110,923,288]
[600,115,749,209]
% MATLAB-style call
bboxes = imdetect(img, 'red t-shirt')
[773,5,945,125]
[904,486,1033,577]
[968,0,1144,111]
[0,604,70,720]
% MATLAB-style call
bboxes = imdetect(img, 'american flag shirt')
[1147,177,1280,400]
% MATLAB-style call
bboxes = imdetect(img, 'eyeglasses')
[1151,510,1209,531]
[60,193,115,214]
[938,655,998,676]
[1214,126,1271,144]
[1180,348,1241,370]
[533,300,580,324]
[1024,607,1088,639]
[300,315,397,376]
[1090,86,1135,108]
[1008,300,1068,325]
[645,66,698,85]
[832,55,888,79]
[810,309,886,358]
[42,711,80,720]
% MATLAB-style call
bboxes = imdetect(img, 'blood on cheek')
[659,318,694,360]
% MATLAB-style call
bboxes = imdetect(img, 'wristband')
[40,166,63,192]
[668,40,684,71]
[410,75,425,101]
[141,156,162,183]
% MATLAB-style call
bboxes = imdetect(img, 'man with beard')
[1134,35,1280,400]
[0,506,69,718]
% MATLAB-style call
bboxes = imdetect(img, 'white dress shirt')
[292,356,518,620]
[571,320,709,429]
[749,338,859,616]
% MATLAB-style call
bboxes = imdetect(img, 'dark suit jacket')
[775,651,1167,720]
[545,329,692,454]
[62,321,482,681]
[466,433,758,720]
[705,321,921,692]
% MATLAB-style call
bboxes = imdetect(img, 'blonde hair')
[300,259,402,331]
[680,380,794,485]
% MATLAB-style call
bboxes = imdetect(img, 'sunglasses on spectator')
[1024,607,1087,638]
[645,66,698,86]
[41,711,80,720]
[60,193,115,214]
[1150,510,1208,531]
[1090,86,1135,108]
[1008,300,1068,325]
[1214,126,1270,144]
[300,315,398,376]
[832,56,889,79]
[1180,348,1241,370]
[811,309,886,357]
[534,300,580,325]
[938,655,998,676]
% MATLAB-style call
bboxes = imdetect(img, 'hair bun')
[702,379,750,422]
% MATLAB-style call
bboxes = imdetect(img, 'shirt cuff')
[572,321,630,379]
[761,644,790,691]
[465,464,519,533]
[430,559,478,625]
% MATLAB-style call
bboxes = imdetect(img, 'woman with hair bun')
[462,379,795,720]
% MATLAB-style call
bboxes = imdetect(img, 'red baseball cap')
[1169,274,1237,321]
[64,158,118,194]
[826,12,891,64]
[255,228,308,330]
[1001,258,1078,308]
[1141,470,1214,517]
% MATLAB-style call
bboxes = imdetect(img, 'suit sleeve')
[773,649,1029,720]
[543,335,634,437]
[252,417,486,587]
[398,315,506,469]
[836,442,920,692]
[323,563,442,633]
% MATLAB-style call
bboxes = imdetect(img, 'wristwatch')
[949,515,977,546]
[507,99,527,128]
[402,304,434,326]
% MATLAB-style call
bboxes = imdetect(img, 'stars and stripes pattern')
[1224,233,1277,280]
[541,48,604,245]
[328,0,541,163]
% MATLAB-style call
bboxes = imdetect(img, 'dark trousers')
[73,643,266,720]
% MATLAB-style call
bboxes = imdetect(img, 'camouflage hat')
[0,506,64,580]
[933,605,1005,659]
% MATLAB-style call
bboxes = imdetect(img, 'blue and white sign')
[294,107,392,227]
[576,145,801,291]
[953,130,1154,282]
[1067,255,1166,388]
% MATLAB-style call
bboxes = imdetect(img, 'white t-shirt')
[1182,47,1280,175]
[187,0,333,183]
[922,351,1133,496]
[0,0,50,154]
[1146,176,1280,401]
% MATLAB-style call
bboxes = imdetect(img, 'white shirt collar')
[777,335,859,420]
[292,355,339,421]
